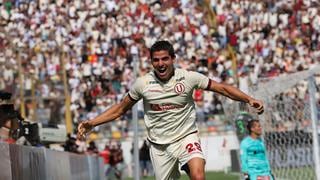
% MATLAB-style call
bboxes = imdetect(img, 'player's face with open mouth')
[151,50,175,82]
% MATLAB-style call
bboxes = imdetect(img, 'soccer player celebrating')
[78,40,264,180]
[240,120,274,180]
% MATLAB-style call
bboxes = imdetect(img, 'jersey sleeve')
[240,139,249,173]
[128,77,144,101]
[187,71,210,89]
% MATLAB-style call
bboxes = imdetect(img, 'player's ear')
[172,54,176,63]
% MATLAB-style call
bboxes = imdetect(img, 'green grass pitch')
[125,171,240,180]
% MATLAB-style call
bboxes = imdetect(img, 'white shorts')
[149,132,205,180]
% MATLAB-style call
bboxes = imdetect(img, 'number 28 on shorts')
[185,142,202,153]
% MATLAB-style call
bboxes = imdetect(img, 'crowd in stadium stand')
[0,0,319,140]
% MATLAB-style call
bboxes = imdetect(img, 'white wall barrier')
[0,142,12,180]
[0,134,240,179]
[0,143,104,180]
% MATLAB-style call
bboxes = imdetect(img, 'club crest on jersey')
[174,83,185,94]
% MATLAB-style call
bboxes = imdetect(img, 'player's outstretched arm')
[207,80,264,114]
[77,95,137,140]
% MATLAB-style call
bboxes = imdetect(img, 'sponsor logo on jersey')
[148,89,163,93]
[175,77,185,82]
[150,103,185,111]
[248,149,265,155]
[174,83,185,94]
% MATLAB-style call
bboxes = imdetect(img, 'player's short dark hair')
[150,40,175,59]
[247,119,259,134]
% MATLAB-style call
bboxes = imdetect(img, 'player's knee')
[190,174,205,180]
[190,171,205,180]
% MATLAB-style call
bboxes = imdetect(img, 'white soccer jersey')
[128,68,210,144]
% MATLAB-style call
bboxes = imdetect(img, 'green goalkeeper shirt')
[240,136,272,177]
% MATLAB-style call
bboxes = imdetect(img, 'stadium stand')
[0,0,319,141]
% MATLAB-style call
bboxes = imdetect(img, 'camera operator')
[0,91,19,143]
[0,91,40,146]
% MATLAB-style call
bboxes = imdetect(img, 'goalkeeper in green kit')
[240,119,274,180]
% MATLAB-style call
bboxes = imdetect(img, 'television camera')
[0,91,40,145]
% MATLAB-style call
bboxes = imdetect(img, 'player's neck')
[250,133,260,139]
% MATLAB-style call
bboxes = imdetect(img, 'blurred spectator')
[107,141,125,179]
[86,141,99,155]
[139,140,153,177]
[76,139,87,153]
[99,144,111,178]
[63,133,78,153]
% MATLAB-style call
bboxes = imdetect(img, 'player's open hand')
[249,99,264,115]
[77,121,93,140]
